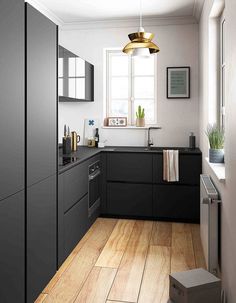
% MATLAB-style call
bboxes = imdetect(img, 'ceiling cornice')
[60,16,197,31]
[25,0,64,25]
[26,0,202,30]
[193,0,205,21]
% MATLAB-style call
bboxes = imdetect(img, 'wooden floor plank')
[74,267,116,302]
[191,224,207,269]
[34,293,47,303]
[138,245,170,303]
[44,218,117,303]
[95,219,135,268]
[171,223,196,273]
[108,220,153,303]
[43,218,107,294]
[150,221,172,247]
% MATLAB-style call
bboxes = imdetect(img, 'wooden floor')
[35,218,206,303]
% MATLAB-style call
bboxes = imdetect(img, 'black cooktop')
[59,156,79,167]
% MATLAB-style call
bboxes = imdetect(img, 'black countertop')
[59,146,201,174]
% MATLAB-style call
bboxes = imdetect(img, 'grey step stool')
[169,268,221,303]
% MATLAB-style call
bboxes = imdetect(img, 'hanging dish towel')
[163,150,179,182]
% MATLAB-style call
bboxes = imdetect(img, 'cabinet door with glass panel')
[58,45,94,102]
[106,49,157,125]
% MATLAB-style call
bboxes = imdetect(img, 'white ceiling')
[28,0,205,25]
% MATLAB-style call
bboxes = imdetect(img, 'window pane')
[58,79,63,96]
[76,57,85,77]
[76,78,85,99]
[58,58,63,77]
[133,56,155,76]
[110,100,128,117]
[134,99,155,122]
[69,57,76,77]
[111,54,128,76]
[111,77,128,98]
[69,78,75,98]
[134,76,154,99]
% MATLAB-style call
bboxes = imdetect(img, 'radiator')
[200,174,221,275]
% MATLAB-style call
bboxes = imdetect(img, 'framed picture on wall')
[167,67,190,99]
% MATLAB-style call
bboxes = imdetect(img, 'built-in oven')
[88,160,101,217]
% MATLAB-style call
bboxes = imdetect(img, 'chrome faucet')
[147,127,162,148]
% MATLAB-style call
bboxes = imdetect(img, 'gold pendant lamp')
[122,0,160,56]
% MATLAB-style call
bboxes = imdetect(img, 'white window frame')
[220,11,225,130]
[104,48,157,126]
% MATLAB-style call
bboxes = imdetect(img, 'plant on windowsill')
[206,124,224,163]
[136,105,145,127]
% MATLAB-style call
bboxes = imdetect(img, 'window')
[220,12,225,129]
[105,49,157,125]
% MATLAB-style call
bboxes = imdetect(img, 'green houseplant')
[206,124,224,163]
[136,105,145,127]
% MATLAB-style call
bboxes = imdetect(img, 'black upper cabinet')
[0,0,24,201]
[59,45,94,102]
[26,4,57,186]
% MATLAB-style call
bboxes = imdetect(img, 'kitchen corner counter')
[58,146,201,174]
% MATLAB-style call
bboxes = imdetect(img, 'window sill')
[205,157,225,183]
[102,125,161,130]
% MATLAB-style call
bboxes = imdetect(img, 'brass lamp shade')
[123,31,160,55]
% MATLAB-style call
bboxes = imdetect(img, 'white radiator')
[200,174,221,275]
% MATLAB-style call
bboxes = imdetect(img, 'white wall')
[199,0,236,302]
[59,21,199,147]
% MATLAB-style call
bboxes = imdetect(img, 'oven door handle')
[89,169,101,180]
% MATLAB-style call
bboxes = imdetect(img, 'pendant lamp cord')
[139,0,142,29]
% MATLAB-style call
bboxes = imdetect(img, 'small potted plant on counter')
[206,124,224,163]
[136,105,145,127]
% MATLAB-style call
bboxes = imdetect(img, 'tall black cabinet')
[0,1,58,302]
[0,0,25,302]
[26,4,57,302]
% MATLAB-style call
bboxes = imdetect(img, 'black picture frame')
[167,66,190,99]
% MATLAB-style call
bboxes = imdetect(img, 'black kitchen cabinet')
[0,0,24,201]
[0,191,25,303]
[153,153,202,185]
[0,1,25,301]
[153,185,200,221]
[63,160,88,212]
[64,194,88,258]
[107,183,153,217]
[59,45,94,102]
[27,175,57,303]
[107,152,152,183]
[26,3,57,186]
[26,4,58,302]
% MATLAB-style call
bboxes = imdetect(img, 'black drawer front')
[107,183,152,217]
[153,185,200,221]
[63,161,88,213]
[107,153,152,183]
[153,154,202,185]
[64,194,88,258]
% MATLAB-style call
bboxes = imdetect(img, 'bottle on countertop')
[189,132,196,149]
[62,124,72,154]
[94,128,99,148]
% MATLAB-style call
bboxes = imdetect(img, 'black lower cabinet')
[27,175,57,303]
[153,185,200,222]
[64,194,88,258]
[107,183,152,217]
[0,191,25,303]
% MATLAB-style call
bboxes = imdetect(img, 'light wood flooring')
[35,218,206,303]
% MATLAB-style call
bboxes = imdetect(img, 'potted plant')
[206,124,224,163]
[136,105,145,127]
